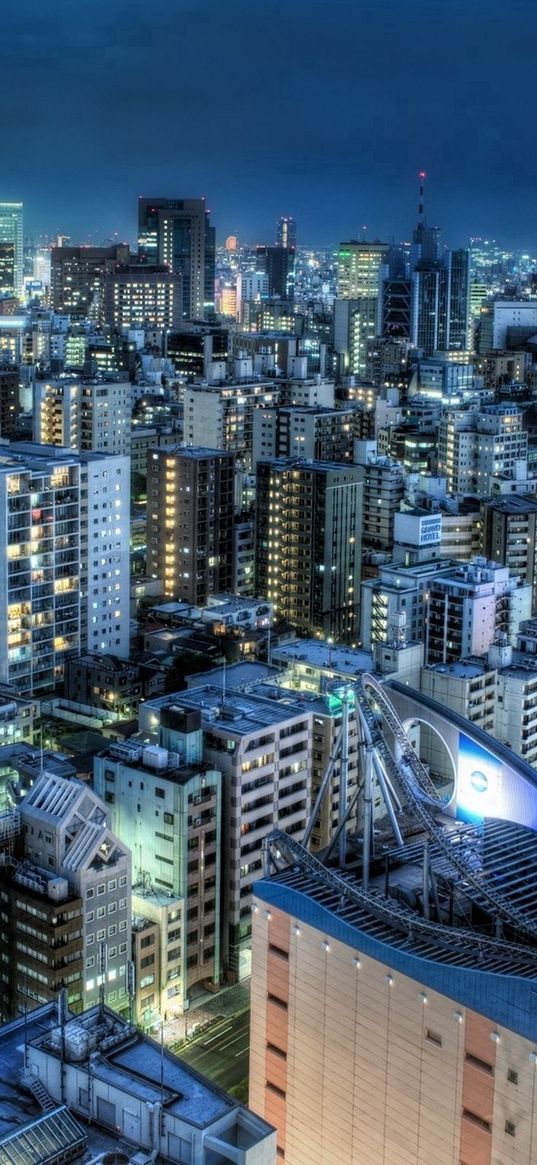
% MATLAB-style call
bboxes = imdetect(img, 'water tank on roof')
[47,877,69,902]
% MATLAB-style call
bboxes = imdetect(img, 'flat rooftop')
[145,685,310,735]
[272,638,373,675]
[29,1007,235,1128]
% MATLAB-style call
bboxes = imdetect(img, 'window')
[119,876,127,887]
[269,943,289,961]
[108,879,117,892]
[465,1053,493,1075]
[86,889,94,900]
[119,898,126,909]
[505,1121,516,1137]
[425,1030,442,1047]
[108,903,116,914]
[97,884,105,895]
[86,911,94,923]
[267,993,288,1011]
[507,1068,518,1085]
[108,925,117,937]
[97,907,105,919]
[155,787,165,799]
[119,920,127,932]
[109,946,117,959]
[119,942,127,954]
[97,929,105,940]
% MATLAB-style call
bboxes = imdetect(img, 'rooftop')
[144,685,311,736]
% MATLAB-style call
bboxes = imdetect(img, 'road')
[178,1008,250,1094]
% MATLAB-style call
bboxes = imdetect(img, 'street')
[178,1008,250,1094]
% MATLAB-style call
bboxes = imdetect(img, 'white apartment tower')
[33,378,131,458]
[0,443,130,692]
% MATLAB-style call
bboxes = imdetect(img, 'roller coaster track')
[354,673,537,942]
[265,828,537,974]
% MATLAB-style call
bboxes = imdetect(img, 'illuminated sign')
[457,733,502,822]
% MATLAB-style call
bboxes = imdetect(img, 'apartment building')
[0,443,130,692]
[94,706,222,1013]
[140,687,312,980]
[183,381,279,469]
[146,446,234,604]
[33,377,131,457]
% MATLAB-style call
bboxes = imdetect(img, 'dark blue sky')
[4,0,537,249]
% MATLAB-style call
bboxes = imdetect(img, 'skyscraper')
[0,202,23,298]
[277,216,297,250]
[138,197,215,320]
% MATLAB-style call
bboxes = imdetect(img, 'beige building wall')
[249,901,537,1164]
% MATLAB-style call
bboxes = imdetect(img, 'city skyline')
[3,0,537,248]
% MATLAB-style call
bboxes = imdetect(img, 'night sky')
[4,0,537,249]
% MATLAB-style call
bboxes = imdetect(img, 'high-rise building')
[252,405,355,465]
[146,446,235,603]
[355,450,406,553]
[337,240,389,300]
[277,216,297,250]
[183,380,279,469]
[480,495,537,614]
[140,685,313,979]
[104,261,182,330]
[425,558,531,663]
[50,243,130,318]
[255,458,363,641]
[33,377,131,457]
[438,404,528,495]
[0,442,130,691]
[333,297,380,378]
[94,706,222,1014]
[138,197,215,320]
[256,246,295,300]
[0,202,23,298]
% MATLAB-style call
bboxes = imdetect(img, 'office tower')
[337,240,389,300]
[50,243,130,318]
[0,202,23,298]
[382,276,412,338]
[94,706,222,1014]
[0,772,131,1018]
[103,261,182,330]
[333,297,380,378]
[447,249,471,350]
[138,197,215,320]
[33,378,131,457]
[255,458,363,641]
[0,365,20,435]
[0,443,130,692]
[426,558,531,663]
[252,405,355,465]
[277,216,297,250]
[480,496,537,614]
[146,446,234,603]
[256,246,295,300]
[166,324,228,382]
[183,380,279,469]
[140,685,313,979]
